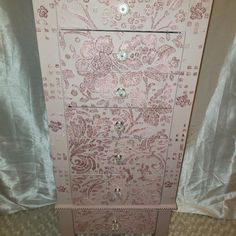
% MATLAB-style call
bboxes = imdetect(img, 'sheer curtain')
[0,0,56,213]
[177,0,236,219]
[0,0,236,218]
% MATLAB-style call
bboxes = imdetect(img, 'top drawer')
[57,0,191,31]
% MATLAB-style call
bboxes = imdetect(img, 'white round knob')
[115,154,122,164]
[114,121,124,131]
[115,88,126,98]
[118,3,129,15]
[117,51,128,61]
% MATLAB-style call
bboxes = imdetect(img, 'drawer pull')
[112,219,119,231]
[114,187,121,196]
[117,51,128,61]
[118,3,129,15]
[114,121,124,132]
[115,88,126,98]
[115,154,122,164]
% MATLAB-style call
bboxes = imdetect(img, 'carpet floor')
[0,206,236,236]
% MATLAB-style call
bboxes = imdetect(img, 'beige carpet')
[0,206,236,236]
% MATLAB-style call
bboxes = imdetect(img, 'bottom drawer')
[73,209,157,234]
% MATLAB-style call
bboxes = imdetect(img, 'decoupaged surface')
[32,0,213,235]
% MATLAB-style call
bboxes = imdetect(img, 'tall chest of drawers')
[32,1,213,235]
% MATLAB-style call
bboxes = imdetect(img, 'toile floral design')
[75,35,114,78]
[176,94,191,107]
[190,2,206,20]
[57,185,66,192]
[48,120,62,132]
[143,108,161,126]
[37,5,48,18]
[73,209,157,234]
[175,10,186,23]
[65,107,171,145]
[169,56,180,68]
[68,132,168,176]
[61,32,182,108]
[58,0,188,31]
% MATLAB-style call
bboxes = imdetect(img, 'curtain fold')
[0,0,56,213]
[177,1,236,219]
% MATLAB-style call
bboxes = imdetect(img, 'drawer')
[69,137,168,176]
[60,30,183,108]
[57,0,190,31]
[65,107,172,140]
[73,209,157,234]
[71,172,163,206]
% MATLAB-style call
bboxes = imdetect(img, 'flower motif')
[143,108,160,126]
[128,12,146,30]
[176,94,191,107]
[37,6,48,18]
[48,121,62,132]
[57,186,66,192]
[103,6,122,27]
[175,10,186,23]
[71,155,96,174]
[190,3,206,20]
[120,35,158,69]
[153,1,164,11]
[62,69,75,79]
[145,4,154,16]
[127,0,136,8]
[169,56,180,68]
[120,72,142,87]
[75,36,114,78]
[98,0,111,5]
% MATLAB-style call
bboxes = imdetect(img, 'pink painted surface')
[65,107,172,139]
[59,31,183,108]
[73,209,157,234]
[69,137,168,176]
[71,172,163,206]
[57,0,190,31]
[32,0,214,235]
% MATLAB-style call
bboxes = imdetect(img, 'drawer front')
[73,209,157,234]
[57,0,190,31]
[71,171,164,206]
[65,107,172,139]
[69,137,168,176]
[60,30,183,108]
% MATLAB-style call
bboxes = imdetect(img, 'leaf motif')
[157,45,176,59]
[95,36,114,55]
[70,45,76,53]
[125,58,143,70]
[171,0,184,11]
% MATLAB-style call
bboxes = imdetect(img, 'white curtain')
[0,0,56,213]
[177,0,236,219]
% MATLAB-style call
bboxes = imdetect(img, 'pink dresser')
[32,1,213,235]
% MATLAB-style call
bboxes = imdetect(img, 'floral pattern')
[176,94,191,107]
[69,137,168,176]
[71,172,163,206]
[57,0,190,31]
[190,3,207,20]
[48,120,62,132]
[57,185,66,192]
[73,209,156,234]
[65,107,172,140]
[60,31,183,108]
[37,5,48,18]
